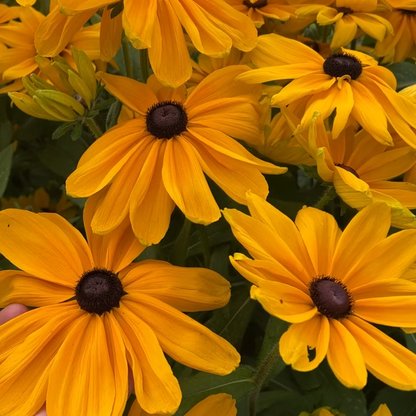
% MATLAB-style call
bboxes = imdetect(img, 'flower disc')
[323,53,362,80]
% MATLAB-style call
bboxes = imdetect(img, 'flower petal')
[122,260,230,312]
[162,137,220,225]
[114,304,181,415]
[344,316,416,390]
[279,315,329,371]
[250,281,317,323]
[330,203,391,281]
[327,319,367,389]
[0,209,83,286]
[48,314,116,416]
[121,294,240,376]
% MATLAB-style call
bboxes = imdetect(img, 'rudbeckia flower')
[57,0,257,88]
[66,66,285,246]
[1,188,79,219]
[283,110,416,228]
[129,393,236,416]
[375,1,416,62]
[296,0,393,50]
[224,193,416,390]
[0,193,239,416]
[224,0,321,28]
[9,49,98,122]
[237,34,416,148]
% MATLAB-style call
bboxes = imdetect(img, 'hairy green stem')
[84,118,102,139]
[315,185,337,210]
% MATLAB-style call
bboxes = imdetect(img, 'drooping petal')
[114,304,181,415]
[186,393,237,416]
[344,316,416,390]
[279,315,329,372]
[121,294,240,376]
[327,319,367,389]
[162,137,220,225]
[122,260,230,312]
[47,314,116,416]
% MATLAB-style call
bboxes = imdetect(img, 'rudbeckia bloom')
[1,188,78,219]
[237,34,416,148]
[296,0,393,50]
[375,1,416,62]
[129,393,236,416]
[224,0,322,28]
[0,194,239,416]
[57,0,258,88]
[283,110,416,228]
[224,193,416,390]
[66,66,285,246]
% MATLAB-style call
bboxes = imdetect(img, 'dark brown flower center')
[146,101,188,139]
[399,9,416,16]
[310,277,352,319]
[323,53,362,80]
[244,0,268,8]
[75,268,125,315]
[336,7,353,14]
[335,163,360,178]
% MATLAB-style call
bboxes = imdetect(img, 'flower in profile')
[0,4,100,94]
[0,193,239,416]
[129,393,236,416]
[283,110,416,228]
[296,0,393,49]
[375,1,416,62]
[237,34,416,148]
[224,0,318,29]
[224,193,416,390]
[66,66,285,246]
[9,49,97,122]
[57,0,258,87]
[1,188,79,219]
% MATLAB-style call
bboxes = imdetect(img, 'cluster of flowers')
[1,0,416,415]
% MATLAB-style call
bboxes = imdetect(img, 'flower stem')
[315,185,337,210]
[122,37,134,79]
[140,49,150,83]
[171,218,192,266]
[84,118,102,139]
[197,224,211,268]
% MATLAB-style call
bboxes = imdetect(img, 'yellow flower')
[0,193,239,416]
[224,0,319,28]
[0,5,100,95]
[9,48,97,122]
[0,4,20,24]
[237,34,416,148]
[1,188,79,219]
[375,1,416,62]
[296,0,393,50]
[299,407,345,416]
[284,110,416,228]
[66,67,285,246]
[224,194,416,390]
[57,0,258,87]
[129,393,236,416]
[188,47,249,88]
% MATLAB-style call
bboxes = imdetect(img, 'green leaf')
[52,122,75,140]
[106,99,122,130]
[205,285,256,348]
[0,121,13,150]
[387,62,416,91]
[0,143,14,198]
[176,366,256,416]
[71,122,83,141]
